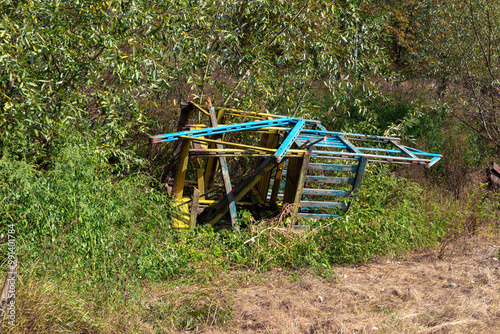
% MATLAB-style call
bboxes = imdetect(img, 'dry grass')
[165,231,500,334]
[0,278,149,334]
[4,231,499,334]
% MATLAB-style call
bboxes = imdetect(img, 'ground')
[156,233,500,334]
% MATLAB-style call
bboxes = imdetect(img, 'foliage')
[1,0,499,332]
[406,0,500,149]
[0,0,394,167]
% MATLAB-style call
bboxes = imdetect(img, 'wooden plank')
[151,118,297,143]
[337,135,362,153]
[183,135,279,153]
[300,201,348,210]
[426,156,441,168]
[172,137,191,230]
[162,103,193,193]
[189,188,200,229]
[269,161,285,204]
[189,148,306,158]
[204,156,278,226]
[283,152,311,219]
[199,199,254,206]
[301,188,351,197]
[493,162,500,177]
[305,175,355,185]
[204,107,226,190]
[297,213,343,219]
[251,186,265,205]
[190,143,206,197]
[308,163,358,172]
[256,133,279,202]
[390,139,419,159]
[300,128,400,142]
[196,168,205,198]
[274,119,306,163]
[309,149,431,164]
[207,98,238,230]
[172,138,191,199]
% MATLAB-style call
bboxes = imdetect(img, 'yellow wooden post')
[172,137,191,229]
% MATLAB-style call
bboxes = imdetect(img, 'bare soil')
[186,234,500,334]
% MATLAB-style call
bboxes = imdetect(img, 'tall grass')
[1,136,497,332]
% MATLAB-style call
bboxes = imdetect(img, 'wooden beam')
[350,156,368,204]
[172,137,191,229]
[274,119,306,163]
[203,156,278,226]
[162,102,193,193]
[337,135,362,153]
[189,188,200,229]
[204,107,226,189]
[283,151,311,219]
[389,139,419,159]
[182,135,279,153]
[207,98,238,230]
[189,148,306,158]
[270,161,285,204]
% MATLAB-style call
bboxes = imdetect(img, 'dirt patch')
[185,234,500,334]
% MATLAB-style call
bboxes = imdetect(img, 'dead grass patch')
[159,231,500,334]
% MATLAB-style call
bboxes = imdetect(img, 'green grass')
[1,136,498,333]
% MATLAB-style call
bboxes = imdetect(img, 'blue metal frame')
[274,119,306,163]
[151,118,301,143]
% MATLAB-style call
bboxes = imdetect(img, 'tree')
[408,0,500,148]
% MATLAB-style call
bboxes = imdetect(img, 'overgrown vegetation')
[1,0,499,332]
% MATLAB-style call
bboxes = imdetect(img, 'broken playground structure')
[150,100,442,230]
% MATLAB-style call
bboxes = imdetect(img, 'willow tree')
[408,0,500,148]
[0,0,390,166]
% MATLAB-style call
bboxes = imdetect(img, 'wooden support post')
[189,128,206,197]
[163,102,193,193]
[350,156,368,204]
[207,98,238,230]
[390,139,419,159]
[283,152,311,220]
[172,137,191,229]
[190,188,200,229]
[270,161,285,204]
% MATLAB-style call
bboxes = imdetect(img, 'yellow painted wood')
[196,168,205,197]
[182,135,279,152]
[199,199,254,206]
[251,186,265,204]
[172,138,191,229]
[190,143,206,198]
[190,148,306,158]
[206,156,277,226]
